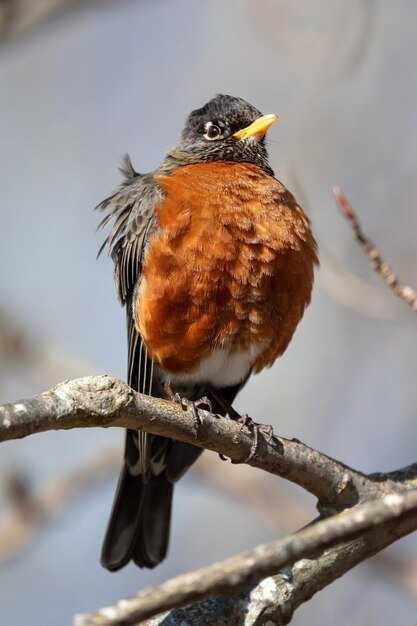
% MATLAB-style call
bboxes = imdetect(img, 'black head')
[163,94,277,174]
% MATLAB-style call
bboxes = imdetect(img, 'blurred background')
[1,1,417,624]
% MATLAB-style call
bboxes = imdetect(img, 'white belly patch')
[165,343,265,387]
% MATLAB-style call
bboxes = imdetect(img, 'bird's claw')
[233,414,259,463]
[260,422,274,443]
[171,392,212,438]
[229,414,273,463]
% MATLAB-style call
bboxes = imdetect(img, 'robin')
[97,94,318,571]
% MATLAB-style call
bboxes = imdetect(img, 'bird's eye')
[204,122,222,140]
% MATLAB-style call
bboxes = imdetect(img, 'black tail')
[101,430,204,571]
[101,432,174,571]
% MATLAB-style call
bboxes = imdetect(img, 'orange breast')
[135,162,317,377]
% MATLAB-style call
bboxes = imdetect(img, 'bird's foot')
[233,414,259,463]
[174,395,212,438]
[206,386,273,462]
[229,411,274,463]
[163,383,212,438]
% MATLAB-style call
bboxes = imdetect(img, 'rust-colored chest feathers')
[136,162,317,382]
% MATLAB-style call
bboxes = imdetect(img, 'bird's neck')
[159,149,200,174]
[159,149,274,177]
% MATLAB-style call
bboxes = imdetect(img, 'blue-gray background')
[1,1,417,624]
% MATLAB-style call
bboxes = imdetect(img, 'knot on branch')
[51,375,133,418]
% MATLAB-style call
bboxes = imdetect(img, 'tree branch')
[2,375,416,511]
[2,376,417,624]
[73,490,417,625]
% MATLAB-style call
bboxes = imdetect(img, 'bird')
[97,94,318,572]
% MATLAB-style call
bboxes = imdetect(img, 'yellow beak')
[232,113,278,141]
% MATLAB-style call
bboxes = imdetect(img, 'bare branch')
[73,490,417,625]
[0,375,359,505]
[3,375,417,623]
[333,186,417,312]
[2,375,417,510]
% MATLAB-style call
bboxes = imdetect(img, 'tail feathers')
[101,463,145,571]
[133,472,173,568]
[166,441,203,483]
[101,464,174,571]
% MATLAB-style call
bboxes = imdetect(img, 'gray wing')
[96,154,161,305]
[96,155,164,394]
[96,155,164,473]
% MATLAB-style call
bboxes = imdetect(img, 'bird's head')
[163,94,277,174]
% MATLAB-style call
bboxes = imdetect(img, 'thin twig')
[333,186,417,312]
